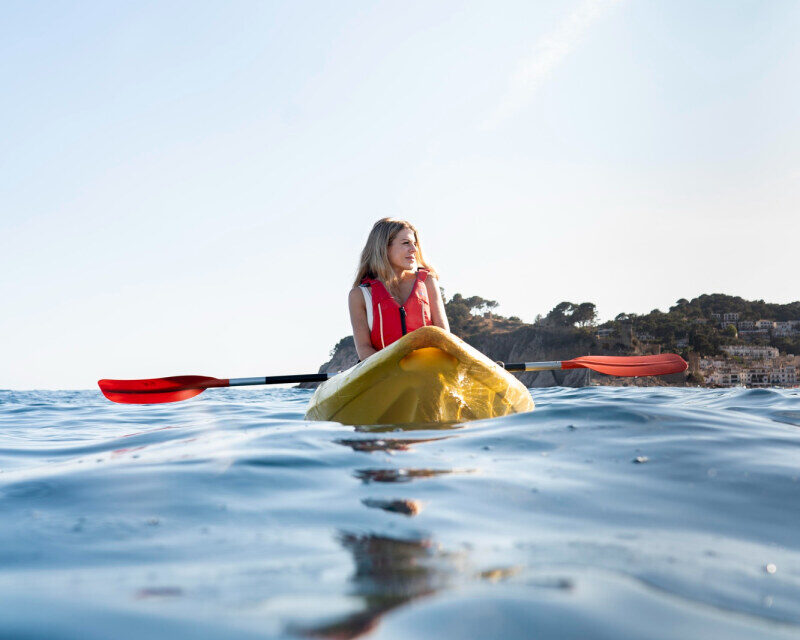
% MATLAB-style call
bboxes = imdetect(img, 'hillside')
[304,294,680,388]
[304,293,799,389]
[601,294,800,357]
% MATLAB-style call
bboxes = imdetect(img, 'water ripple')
[1,387,799,639]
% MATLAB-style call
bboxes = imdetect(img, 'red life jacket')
[360,269,432,351]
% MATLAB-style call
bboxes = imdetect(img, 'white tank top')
[359,284,374,330]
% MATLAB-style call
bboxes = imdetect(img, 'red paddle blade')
[561,354,688,377]
[98,375,227,404]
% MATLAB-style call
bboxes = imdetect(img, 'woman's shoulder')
[421,269,439,283]
[423,273,441,295]
[349,287,367,313]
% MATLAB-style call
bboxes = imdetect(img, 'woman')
[349,218,449,361]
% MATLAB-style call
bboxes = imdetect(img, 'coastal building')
[755,320,775,330]
[737,320,755,330]
[774,321,800,337]
[723,312,740,324]
[770,366,797,386]
[738,329,770,341]
[699,358,727,370]
[721,345,779,360]
[705,371,745,387]
[746,368,770,387]
[706,365,796,388]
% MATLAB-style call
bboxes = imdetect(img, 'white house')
[699,358,727,370]
[706,371,745,386]
[746,368,770,387]
[774,322,799,337]
[739,329,770,340]
[721,345,779,360]
[770,366,797,386]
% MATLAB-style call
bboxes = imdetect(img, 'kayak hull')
[304,326,534,425]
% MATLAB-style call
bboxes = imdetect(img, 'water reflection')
[300,532,522,639]
[354,468,468,483]
[300,533,463,639]
[347,423,471,483]
[336,436,449,453]
[353,422,463,434]
[301,421,478,637]
[361,498,424,516]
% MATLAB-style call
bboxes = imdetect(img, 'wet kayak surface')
[1,386,799,639]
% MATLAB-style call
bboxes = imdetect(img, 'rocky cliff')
[300,325,606,388]
[300,293,689,388]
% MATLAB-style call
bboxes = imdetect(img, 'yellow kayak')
[304,326,534,425]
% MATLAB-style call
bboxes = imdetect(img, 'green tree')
[572,302,597,327]
[444,293,501,337]
[546,302,576,327]
[546,301,597,327]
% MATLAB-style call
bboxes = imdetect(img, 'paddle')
[98,353,687,404]
[503,353,688,377]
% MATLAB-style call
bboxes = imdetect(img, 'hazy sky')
[2,0,798,389]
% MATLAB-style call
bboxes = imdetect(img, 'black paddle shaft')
[259,373,330,385]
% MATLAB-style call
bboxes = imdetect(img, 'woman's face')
[387,228,418,273]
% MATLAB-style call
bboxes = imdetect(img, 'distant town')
[321,294,800,389]
[595,306,799,388]
[438,293,800,388]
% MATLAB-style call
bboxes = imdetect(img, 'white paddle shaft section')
[229,377,269,386]
[229,372,337,387]
[523,361,563,372]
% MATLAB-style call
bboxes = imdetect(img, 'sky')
[1,0,798,389]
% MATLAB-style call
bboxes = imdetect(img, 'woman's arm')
[348,287,378,361]
[425,276,450,332]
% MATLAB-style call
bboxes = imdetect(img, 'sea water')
[1,387,799,639]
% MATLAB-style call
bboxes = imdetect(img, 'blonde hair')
[353,218,438,294]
